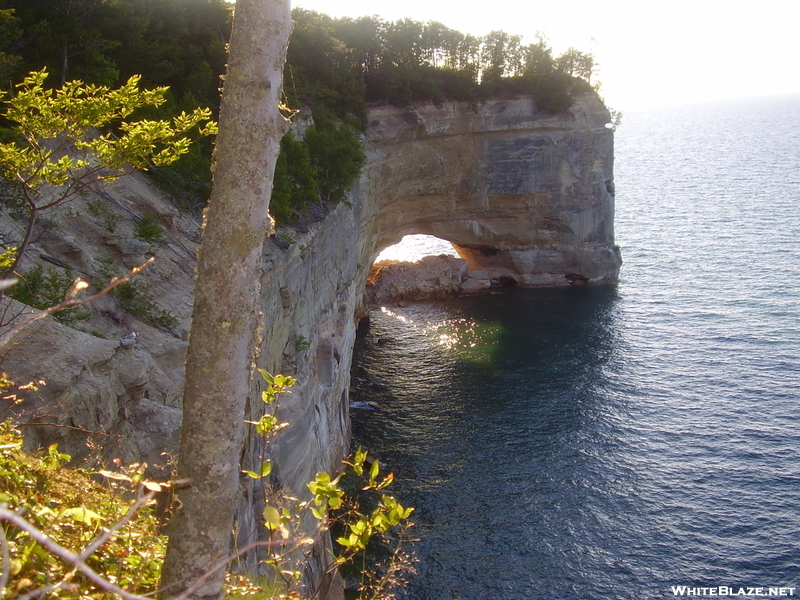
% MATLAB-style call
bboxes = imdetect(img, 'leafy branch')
[244,370,416,599]
[0,256,154,350]
[0,69,217,279]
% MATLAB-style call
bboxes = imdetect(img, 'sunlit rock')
[0,90,619,577]
[359,91,621,285]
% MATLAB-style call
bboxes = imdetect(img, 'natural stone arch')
[256,93,623,512]
[357,93,621,286]
[0,89,624,587]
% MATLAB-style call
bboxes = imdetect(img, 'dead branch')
[0,257,154,351]
[0,501,315,600]
[0,505,154,600]
[79,486,157,561]
[17,422,119,438]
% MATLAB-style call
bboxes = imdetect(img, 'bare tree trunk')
[160,1,291,598]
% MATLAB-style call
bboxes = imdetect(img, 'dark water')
[351,95,800,599]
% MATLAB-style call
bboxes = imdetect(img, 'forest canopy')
[0,0,597,222]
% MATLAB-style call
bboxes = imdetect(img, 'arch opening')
[366,234,500,305]
[375,234,456,264]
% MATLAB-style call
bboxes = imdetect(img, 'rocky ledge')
[366,255,487,304]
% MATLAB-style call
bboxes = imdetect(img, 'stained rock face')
[257,92,620,545]
[0,91,619,581]
[0,300,176,471]
[358,92,621,285]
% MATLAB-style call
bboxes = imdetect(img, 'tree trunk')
[160,1,291,598]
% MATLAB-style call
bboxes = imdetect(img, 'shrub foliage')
[0,1,597,222]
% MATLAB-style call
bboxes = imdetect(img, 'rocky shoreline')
[365,253,595,305]
[365,255,490,304]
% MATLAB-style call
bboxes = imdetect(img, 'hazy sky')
[291,0,800,111]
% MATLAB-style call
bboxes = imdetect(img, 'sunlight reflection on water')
[353,97,800,599]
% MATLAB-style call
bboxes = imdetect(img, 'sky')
[291,0,800,111]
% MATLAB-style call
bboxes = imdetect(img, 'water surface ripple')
[351,96,800,599]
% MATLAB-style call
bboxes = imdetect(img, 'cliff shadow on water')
[351,284,624,461]
[349,286,626,597]
[353,284,622,388]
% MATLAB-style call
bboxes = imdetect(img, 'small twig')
[93,188,142,221]
[0,507,153,600]
[0,257,154,350]
[40,254,90,276]
[79,486,156,561]
[17,422,119,438]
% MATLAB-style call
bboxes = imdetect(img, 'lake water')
[351,95,800,599]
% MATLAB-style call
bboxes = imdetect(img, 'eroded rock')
[0,92,620,579]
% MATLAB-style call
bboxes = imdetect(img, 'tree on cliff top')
[159,0,292,597]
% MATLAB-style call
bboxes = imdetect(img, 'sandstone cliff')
[0,89,619,572]
[359,92,620,286]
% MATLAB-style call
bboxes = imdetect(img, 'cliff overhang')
[359,92,619,288]
[1,90,619,574]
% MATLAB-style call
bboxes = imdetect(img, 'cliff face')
[232,90,621,559]
[0,91,619,570]
[359,92,620,285]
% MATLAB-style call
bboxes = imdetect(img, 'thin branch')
[17,422,118,438]
[79,486,156,561]
[37,164,126,212]
[3,203,37,279]
[0,257,154,351]
[39,253,91,275]
[0,504,315,600]
[0,507,153,600]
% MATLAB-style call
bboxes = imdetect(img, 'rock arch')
[358,93,621,286]
[251,92,622,564]
[0,91,622,584]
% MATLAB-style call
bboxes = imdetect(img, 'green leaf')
[244,460,271,479]
[257,369,274,385]
[60,507,104,525]
[263,505,282,530]
[349,446,367,476]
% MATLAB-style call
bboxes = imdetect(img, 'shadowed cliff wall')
[1,91,619,582]
[244,90,619,557]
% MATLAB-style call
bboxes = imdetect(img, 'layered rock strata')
[0,90,619,590]
[359,93,621,285]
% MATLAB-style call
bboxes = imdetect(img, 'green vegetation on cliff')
[0,0,596,222]
[0,375,414,598]
[0,420,168,597]
[274,10,595,224]
[286,9,595,122]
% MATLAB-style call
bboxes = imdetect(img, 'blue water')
[351,95,800,599]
